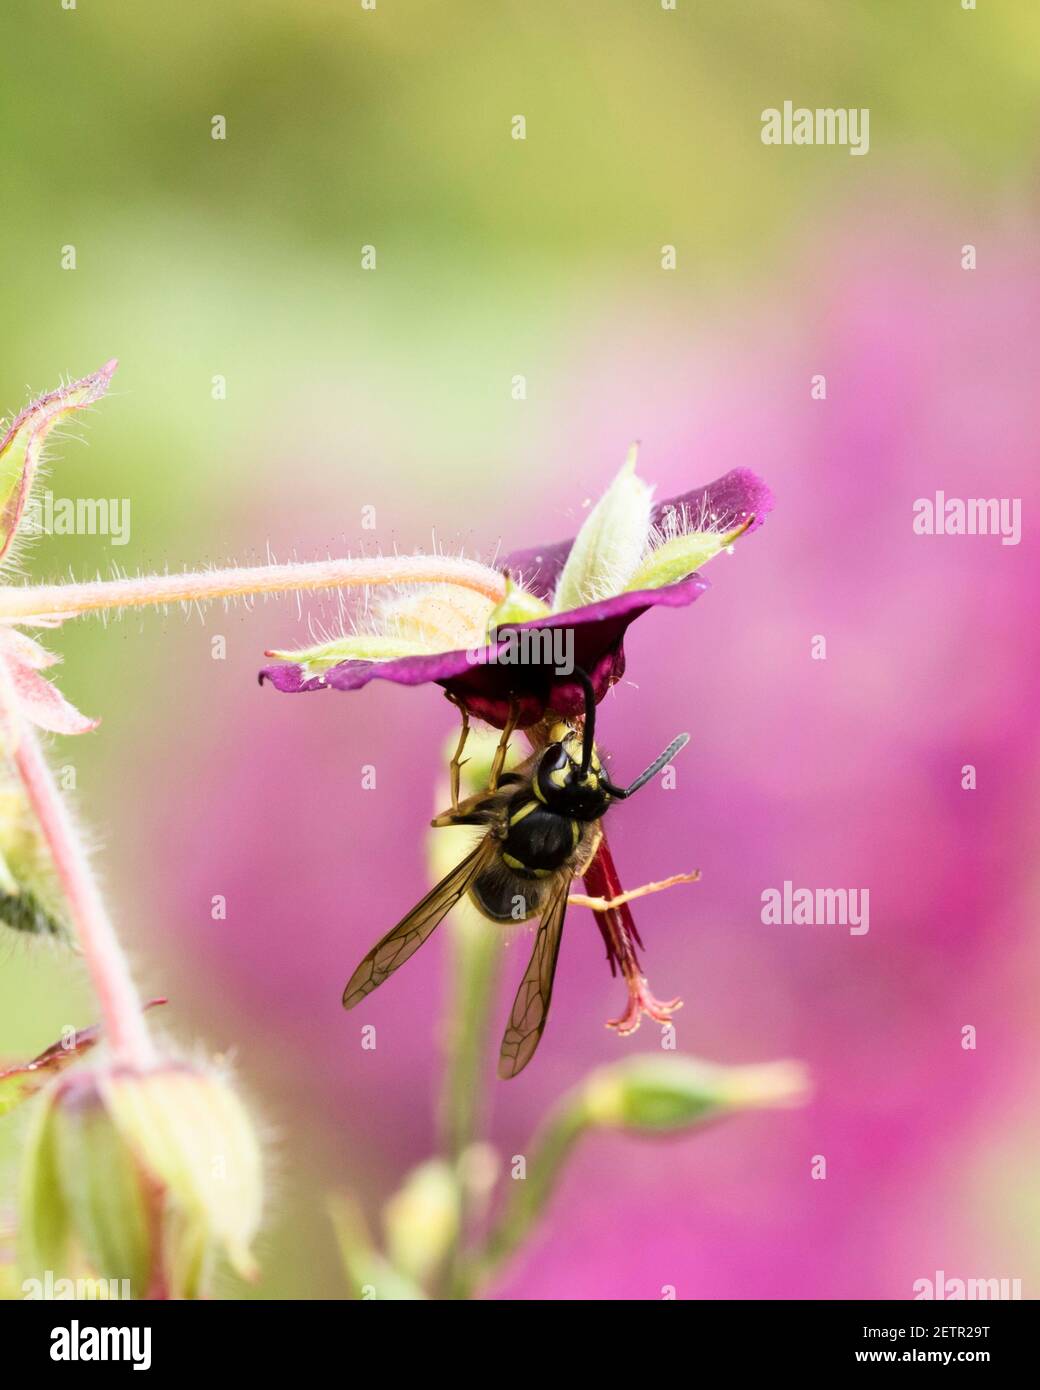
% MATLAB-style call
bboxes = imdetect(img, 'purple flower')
[260,457,773,727]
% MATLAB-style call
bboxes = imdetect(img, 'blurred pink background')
[103,213,1039,1299]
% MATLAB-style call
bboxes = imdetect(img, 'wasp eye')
[536,742,574,800]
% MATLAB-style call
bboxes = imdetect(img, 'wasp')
[341,669,689,1078]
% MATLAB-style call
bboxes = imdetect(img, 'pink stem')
[11,719,157,1069]
[0,555,506,621]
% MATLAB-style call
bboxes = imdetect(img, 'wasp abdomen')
[470,863,551,922]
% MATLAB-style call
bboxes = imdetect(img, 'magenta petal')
[260,574,709,728]
[504,467,774,600]
[257,663,318,694]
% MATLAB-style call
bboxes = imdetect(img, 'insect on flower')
[262,449,774,1065]
[341,669,689,1078]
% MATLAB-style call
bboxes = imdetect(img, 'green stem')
[438,903,503,1162]
[453,1093,590,1298]
[435,900,503,1298]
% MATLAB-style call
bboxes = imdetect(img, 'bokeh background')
[2,0,1039,1299]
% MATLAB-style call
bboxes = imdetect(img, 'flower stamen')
[581,835,684,1035]
[568,869,700,913]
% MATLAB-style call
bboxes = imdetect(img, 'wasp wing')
[497,878,570,1079]
[342,837,497,1009]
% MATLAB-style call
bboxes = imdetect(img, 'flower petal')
[6,661,99,735]
[0,625,60,670]
[261,572,708,728]
[259,467,772,726]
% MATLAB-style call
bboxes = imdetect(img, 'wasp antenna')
[605,732,690,799]
[572,666,597,775]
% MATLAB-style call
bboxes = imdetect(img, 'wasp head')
[534,723,611,820]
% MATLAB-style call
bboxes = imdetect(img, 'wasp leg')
[488,699,519,792]
[445,693,471,811]
[431,809,498,829]
[568,870,701,912]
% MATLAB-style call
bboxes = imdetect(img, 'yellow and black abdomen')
[468,796,581,923]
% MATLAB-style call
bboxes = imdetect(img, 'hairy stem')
[0,555,506,622]
[1,665,156,1067]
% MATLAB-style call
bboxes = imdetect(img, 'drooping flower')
[260,450,773,727]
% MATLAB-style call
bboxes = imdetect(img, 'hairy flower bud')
[0,361,116,567]
[582,1056,810,1132]
[20,1063,262,1298]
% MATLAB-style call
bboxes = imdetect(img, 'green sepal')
[50,1082,155,1294]
[552,447,653,611]
[485,576,550,635]
[266,634,430,677]
[17,1088,72,1277]
[624,523,749,592]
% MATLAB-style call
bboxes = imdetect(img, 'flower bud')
[0,362,116,566]
[20,1074,155,1295]
[20,1063,262,1298]
[0,771,72,942]
[582,1056,810,1133]
[381,1159,460,1287]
